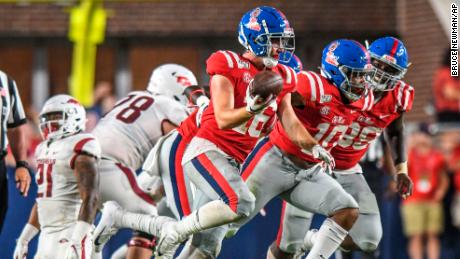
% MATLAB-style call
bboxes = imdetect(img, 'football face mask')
[369,57,406,91]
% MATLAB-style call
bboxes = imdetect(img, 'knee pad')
[349,213,382,252]
[236,190,256,217]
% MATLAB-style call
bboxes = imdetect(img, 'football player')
[153,5,339,257]
[101,89,210,259]
[94,6,333,259]
[268,37,414,259]
[91,64,200,258]
[231,39,376,259]
[14,95,101,259]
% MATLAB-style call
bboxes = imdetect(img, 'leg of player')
[93,200,175,255]
[280,166,359,259]
[266,201,314,259]
[176,189,228,259]
[156,150,256,256]
[295,173,382,254]
[110,244,129,259]
[268,172,382,258]
[335,173,382,252]
[96,159,162,258]
[190,139,314,259]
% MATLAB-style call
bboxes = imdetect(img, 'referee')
[0,70,30,234]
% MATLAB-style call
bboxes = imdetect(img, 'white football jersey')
[35,133,101,232]
[92,91,188,170]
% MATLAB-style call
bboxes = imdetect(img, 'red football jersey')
[196,50,297,163]
[332,81,415,170]
[405,148,446,203]
[269,71,364,164]
[177,110,199,144]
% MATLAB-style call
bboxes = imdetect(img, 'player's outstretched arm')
[385,113,413,199]
[277,93,317,150]
[14,203,40,259]
[211,75,253,129]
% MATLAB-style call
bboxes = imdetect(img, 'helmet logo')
[325,52,339,66]
[67,98,80,105]
[396,47,405,57]
[176,75,192,87]
[325,41,340,66]
[245,8,262,31]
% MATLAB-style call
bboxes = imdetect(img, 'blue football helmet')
[279,53,303,73]
[368,36,409,91]
[238,6,295,68]
[321,39,374,102]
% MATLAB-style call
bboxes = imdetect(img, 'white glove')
[311,144,335,169]
[62,221,92,259]
[195,96,209,127]
[62,242,81,259]
[245,83,276,114]
[14,223,39,259]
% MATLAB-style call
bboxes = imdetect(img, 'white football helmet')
[39,94,86,141]
[146,64,198,106]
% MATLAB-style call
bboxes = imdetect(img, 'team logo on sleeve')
[245,8,262,31]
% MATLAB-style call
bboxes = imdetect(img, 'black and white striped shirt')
[0,70,26,153]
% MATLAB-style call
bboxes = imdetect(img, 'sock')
[176,200,239,237]
[305,218,348,259]
[310,231,318,244]
[114,211,172,237]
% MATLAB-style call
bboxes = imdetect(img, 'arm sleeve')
[7,77,27,128]
[295,71,313,103]
[206,51,236,88]
[154,97,189,127]
[70,137,101,169]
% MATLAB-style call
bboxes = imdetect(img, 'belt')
[279,149,316,170]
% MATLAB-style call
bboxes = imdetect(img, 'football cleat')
[293,229,318,259]
[155,221,187,259]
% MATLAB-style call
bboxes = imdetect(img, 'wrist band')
[16,160,29,169]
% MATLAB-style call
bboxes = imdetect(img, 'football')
[249,71,284,99]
